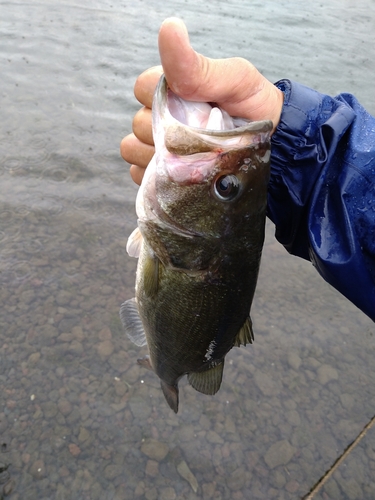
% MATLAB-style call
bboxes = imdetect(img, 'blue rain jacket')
[268,80,375,322]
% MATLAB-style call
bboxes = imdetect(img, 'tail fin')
[160,380,179,413]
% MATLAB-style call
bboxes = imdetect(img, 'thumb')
[158,18,205,99]
[158,18,283,128]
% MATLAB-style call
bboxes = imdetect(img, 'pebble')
[57,333,74,342]
[57,399,73,416]
[71,326,85,341]
[317,364,339,385]
[3,478,15,496]
[114,379,128,397]
[96,340,114,357]
[134,481,145,496]
[68,444,81,457]
[68,340,84,355]
[264,440,296,469]
[340,477,362,500]
[286,479,300,493]
[226,467,246,491]
[41,401,58,419]
[340,393,355,411]
[287,351,302,370]
[254,371,277,396]
[271,469,286,488]
[159,487,176,500]
[59,466,70,478]
[98,326,112,340]
[103,464,123,480]
[56,290,71,307]
[109,351,130,372]
[29,460,46,480]
[323,478,341,498]
[145,460,159,477]
[27,352,41,365]
[145,488,158,500]
[141,439,169,461]
[285,409,301,427]
[78,427,91,443]
[202,482,216,498]
[224,416,236,434]
[206,430,224,444]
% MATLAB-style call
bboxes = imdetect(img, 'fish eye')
[213,174,240,201]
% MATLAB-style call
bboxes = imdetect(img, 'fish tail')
[160,380,179,414]
[137,355,153,371]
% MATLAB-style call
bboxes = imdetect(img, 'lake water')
[0,1,374,499]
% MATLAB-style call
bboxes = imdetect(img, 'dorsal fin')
[233,316,254,347]
[119,298,147,347]
[188,361,224,395]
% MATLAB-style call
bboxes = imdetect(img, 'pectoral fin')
[119,298,147,347]
[126,227,143,258]
[188,361,224,395]
[233,316,254,347]
[143,250,160,298]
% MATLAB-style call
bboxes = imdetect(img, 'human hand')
[121,17,284,185]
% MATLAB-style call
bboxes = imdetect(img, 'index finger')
[134,66,163,107]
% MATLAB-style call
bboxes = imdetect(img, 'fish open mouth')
[153,76,272,155]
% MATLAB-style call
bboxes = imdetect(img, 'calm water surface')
[0,1,374,499]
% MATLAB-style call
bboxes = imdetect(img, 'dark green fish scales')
[121,75,272,413]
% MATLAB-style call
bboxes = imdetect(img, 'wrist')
[270,85,284,135]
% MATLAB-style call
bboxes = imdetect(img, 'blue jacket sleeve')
[268,79,375,322]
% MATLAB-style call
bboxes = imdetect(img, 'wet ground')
[0,0,374,499]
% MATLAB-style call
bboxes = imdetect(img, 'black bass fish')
[121,75,272,413]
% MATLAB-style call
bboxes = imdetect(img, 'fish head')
[137,75,272,242]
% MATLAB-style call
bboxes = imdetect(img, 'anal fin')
[119,298,147,347]
[233,316,254,347]
[188,360,224,395]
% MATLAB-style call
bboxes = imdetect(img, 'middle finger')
[132,107,154,146]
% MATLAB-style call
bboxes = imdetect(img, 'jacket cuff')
[268,79,354,258]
